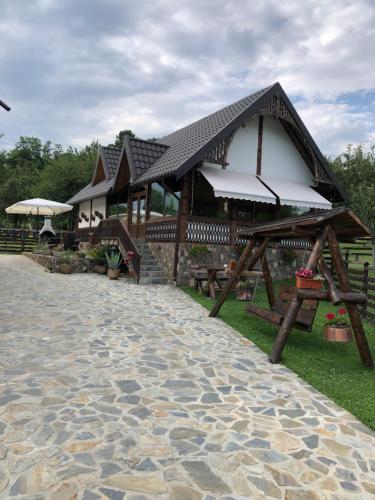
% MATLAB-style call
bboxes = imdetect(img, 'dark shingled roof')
[124,137,169,180]
[134,84,275,184]
[67,147,121,204]
[66,178,114,205]
[100,146,122,179]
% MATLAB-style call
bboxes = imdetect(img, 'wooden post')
[256,115,263,176]
[319,257,341,305]
[362,262,369,318]
[261,252,275,308]
[305,225,329,271]
[269,226,329,364]
[327,226,373,368]
[209,238,270,317]
[269,295,303,363]
[179,173,191,243]
[344,249,350,270]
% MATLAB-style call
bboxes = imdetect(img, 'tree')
[330,145,375,265]
[108,130,136,149]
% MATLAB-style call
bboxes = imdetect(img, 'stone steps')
[135,240,168,285]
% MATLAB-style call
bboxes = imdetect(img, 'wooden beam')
[210,238,269,317]
[256,115,263,176]
[319,257,341,305]
[269,295,303,363]
[261,252,275,308]
[305,224,330,271]
[327,225,373,368]
[296,289,367,304]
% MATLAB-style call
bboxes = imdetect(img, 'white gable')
[225,115,313,185]
[226,117,258,175]
[262,116,313,184]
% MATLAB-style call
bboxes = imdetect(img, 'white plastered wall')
[261,116,313,184]
[78,200,90,228]
[226,117,258,174]
[225,115,313,184]
[91,197,106,227]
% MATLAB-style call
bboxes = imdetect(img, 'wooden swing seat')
[246,285,317,332]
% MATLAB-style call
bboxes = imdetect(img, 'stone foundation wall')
[25,252,95,273]
[144,242,307,286]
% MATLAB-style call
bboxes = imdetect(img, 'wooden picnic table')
[206,265,227,299]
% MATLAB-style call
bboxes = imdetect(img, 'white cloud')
[0,0,374,155]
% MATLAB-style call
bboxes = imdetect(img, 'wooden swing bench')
[209,208,374,369]
[246,285,317,332]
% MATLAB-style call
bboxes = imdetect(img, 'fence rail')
[0,228,39,253]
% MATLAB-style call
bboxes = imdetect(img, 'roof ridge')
[128,137,169,148]
[159,83,277,142]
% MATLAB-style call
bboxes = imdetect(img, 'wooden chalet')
[67,82,345,284]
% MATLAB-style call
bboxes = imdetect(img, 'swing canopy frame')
[209,207,373,368]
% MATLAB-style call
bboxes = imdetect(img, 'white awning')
[260,176,332,210]
[200,165,277,204]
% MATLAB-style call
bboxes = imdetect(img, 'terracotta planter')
[108,268,121,280]
[94,264,107,274]
[296,277,323,290]
[324,324,353,343]
[236,289,253,301]
[60,263,73,274]
[228,259,237,272]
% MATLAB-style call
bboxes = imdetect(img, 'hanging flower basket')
[295,268,324,289]
[324,309,352,342]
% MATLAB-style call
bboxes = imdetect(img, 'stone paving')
[1,255,375,499]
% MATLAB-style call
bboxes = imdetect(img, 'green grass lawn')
[182,282,375,430]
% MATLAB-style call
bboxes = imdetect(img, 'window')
[149,183,180,219]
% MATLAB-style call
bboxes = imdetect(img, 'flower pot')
[108,268,121,280]
[236,289,253,301]
[324,325,353,342]
[60,263,73,274]
[94,264,107,274]
[296,277,323,290]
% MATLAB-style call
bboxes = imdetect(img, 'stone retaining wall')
[24,252,95,273]
[145,242,307,285]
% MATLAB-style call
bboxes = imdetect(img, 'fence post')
[362,262,369,318]
[344,249,350,270]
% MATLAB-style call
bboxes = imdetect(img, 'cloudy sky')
[1,0,374,156]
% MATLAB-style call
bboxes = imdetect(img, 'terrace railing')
[145,218,178,242]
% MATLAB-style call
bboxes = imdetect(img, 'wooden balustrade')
[145,218,178,242]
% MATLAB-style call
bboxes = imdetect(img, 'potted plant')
[295,268,325,290]
[124,250,135,277]
[86,245,109,274]
[236,280,253,301]
[60,250,74,274]
[324,308,353,342]
[106,251,122,280]
[188,244,210,265]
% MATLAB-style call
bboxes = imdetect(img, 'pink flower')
[338,308,346,316]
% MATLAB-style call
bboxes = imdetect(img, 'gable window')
[149,183,180,219]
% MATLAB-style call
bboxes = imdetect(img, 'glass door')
[130,192,146,239]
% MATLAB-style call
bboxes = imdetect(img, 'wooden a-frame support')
[210,223,373,369]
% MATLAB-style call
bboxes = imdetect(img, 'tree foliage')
[330,145,375,236]
[0,131,134,229]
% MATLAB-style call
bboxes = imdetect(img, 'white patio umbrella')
[5,198,73,216]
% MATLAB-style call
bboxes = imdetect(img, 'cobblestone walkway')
[1,255,375,499]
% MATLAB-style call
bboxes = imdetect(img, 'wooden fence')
[324,239,375,325]
[0,228,39,253]
[0,228,75,253]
